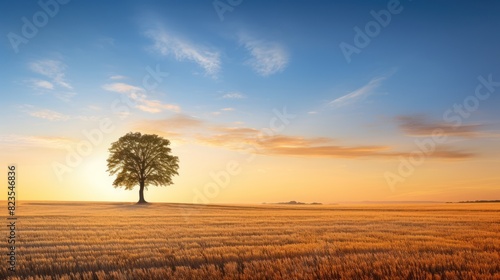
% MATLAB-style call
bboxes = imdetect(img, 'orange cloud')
[133,115,476,160]
[396,115,483,138]
[132,114,204,142]
[198,127,474,159]
[137,114,203,129]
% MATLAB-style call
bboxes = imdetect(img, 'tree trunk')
[138,181,147,203]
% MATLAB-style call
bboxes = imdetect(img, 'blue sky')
[1,0,500,203]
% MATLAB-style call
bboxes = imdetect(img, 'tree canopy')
[106,132,179,203]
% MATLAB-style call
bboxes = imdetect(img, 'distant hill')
[357,201,442,204]
[263,201,323,205]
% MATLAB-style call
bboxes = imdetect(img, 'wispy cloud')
[0,134,75,149]
[20,105,100,122]
[102,82,180,113]
[240,35,289,76]
[29,59,72,90]
[146,29,220,76]
[29,79,54,90]
[27,86,76,102]
[109,75,127,80]
[211,107,235,116]
[54,92,77,102]
[29,109,69,121]
[102,83,143,94]
[19,105,69,121]
[137,99,180,113]
[329,76,385,107]
[222,92,246,99]
[396,115,497,138]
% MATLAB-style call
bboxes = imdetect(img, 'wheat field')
[1,202,500,279]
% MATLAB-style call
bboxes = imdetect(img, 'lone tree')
[106,132,179,203]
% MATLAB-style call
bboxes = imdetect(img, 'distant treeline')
[458,200,500,203]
